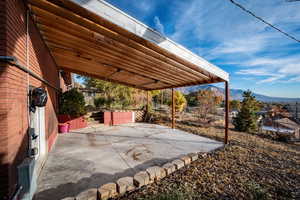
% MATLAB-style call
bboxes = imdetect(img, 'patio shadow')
[34,157,179,200]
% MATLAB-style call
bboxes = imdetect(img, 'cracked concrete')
[34,123,223,200]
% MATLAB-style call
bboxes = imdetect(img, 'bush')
[138,190,193,200]
[85,105,96,112]
[59,88,86,117]
[94,97,106,108]
[246,181,269,200]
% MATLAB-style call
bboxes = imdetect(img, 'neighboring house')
[275,118,300,139]
[230,110,238,118]
[263,117,300,139]
[77,87,100,106]
[73,82,100,106]
[79,88,97,106]
[267,107,292,119]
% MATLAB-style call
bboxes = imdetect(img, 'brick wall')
[0,0,8,197]
[0,0,64,199]
[103,111,134,125]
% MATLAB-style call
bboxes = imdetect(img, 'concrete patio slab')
[34,123,223,200]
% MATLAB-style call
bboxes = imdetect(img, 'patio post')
[146,91,150,113]
[172,88,175,129]
[225,81,229,144]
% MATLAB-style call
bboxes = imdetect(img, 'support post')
[225,81,229,144]
[171,88,175,129]
[146,91,150,113]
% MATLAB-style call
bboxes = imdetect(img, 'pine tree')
[233,90,259,133]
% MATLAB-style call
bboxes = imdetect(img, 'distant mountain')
[179,85,300,103]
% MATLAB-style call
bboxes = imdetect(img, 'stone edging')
[62,152,205,200]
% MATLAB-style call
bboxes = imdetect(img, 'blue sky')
[103,0,300,98]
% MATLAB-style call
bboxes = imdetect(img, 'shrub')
[138,190,193,200]
[59,88,86,117]
[85,105,96,112]
[246,181,269,200]
[94,96,106,108]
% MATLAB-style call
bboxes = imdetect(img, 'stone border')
[62,152,202,200]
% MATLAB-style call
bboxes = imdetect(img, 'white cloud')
[134,0,155,12]
[168,0,300,84]
[286,76,300,83]
[236,69,275,76]
[153,16,165,34]
[210,35,268,55]
[235,55,300,83]
[259,75,285,84]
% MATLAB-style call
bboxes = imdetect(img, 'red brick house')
[0,1,71,199]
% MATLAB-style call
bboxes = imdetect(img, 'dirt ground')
[115,112,300,200]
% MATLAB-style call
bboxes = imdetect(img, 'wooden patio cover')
[26,0,229,91]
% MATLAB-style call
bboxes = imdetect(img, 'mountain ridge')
[179,85,300,103]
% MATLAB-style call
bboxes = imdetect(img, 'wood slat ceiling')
[27,0,226,90]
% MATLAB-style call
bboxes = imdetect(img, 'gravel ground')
[114,114,300,200]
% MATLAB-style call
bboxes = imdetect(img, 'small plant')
[94,96,106,108]
[246,181,268,200]
[85,105,96,112]
[59,88,86,117]
[138,190,192,200]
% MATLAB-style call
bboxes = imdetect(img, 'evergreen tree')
[230,100,241,111]
[233,90,259,133]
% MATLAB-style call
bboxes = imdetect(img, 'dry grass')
[115,112,300,200]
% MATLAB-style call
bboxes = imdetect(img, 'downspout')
[26,9,32,158]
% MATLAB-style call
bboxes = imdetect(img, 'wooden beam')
[44,0,213,79]
[27,0,210,80]
[26,0,228,92]
[141,80,159,87]
[107,68,122,79]
[152,77,225,91]
[60,67,147,90]
[225,81,229,144]
[50,48,168,86]
[46,40,179,86]
[172,88,175,129]
[39,27,189,85]
[53,53,160,86]
[32,13,203,83]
